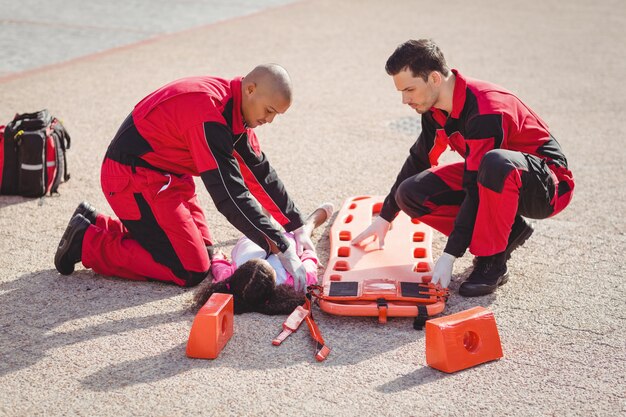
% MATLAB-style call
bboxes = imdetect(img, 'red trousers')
[395,150,573,257]
[81,158,213,286]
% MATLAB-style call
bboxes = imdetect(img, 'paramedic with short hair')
[352,39,574,297]
[55,64,312,291]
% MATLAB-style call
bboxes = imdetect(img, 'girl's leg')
[303,203,334,236]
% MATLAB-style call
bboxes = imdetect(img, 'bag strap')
[12,109,51,130]
[303,293,331,361]
[51,118,71,151]
[50,118,71,183]
[413,305,430,330]
[272,287,330,361]
[272,305,308,346]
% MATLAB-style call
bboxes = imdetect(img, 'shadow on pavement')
[78,318,423,392]
[377,357,505,393]
[0,269,187,377]
[1,241,496,392]
[375,366,451,392]
[79,288,496,393]
[81,343,191,391]
[0,195,43,210]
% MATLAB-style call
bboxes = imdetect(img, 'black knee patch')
[396,176,431,217]
[396,171,464,217]
[184,270,210,287]
[477,150,519,193]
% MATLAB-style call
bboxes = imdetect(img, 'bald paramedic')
[55,64,312,290]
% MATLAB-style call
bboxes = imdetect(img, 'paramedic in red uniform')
[352,40,574,297]
[55,64,313,291]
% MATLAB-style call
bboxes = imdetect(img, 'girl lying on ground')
[191,203,334,315]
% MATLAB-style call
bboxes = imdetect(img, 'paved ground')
[0,0,625,416]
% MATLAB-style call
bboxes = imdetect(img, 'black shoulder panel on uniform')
[108,114,154,157]
[466,113,504,148]
[222,98,234,129]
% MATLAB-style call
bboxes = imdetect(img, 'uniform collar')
[449,69,466,119]
[428,69,466,125]
[230,76,246,134]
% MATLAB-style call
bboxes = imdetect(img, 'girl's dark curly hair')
[191,258,305,315]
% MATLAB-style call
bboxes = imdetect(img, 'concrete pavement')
[0,0,624,415]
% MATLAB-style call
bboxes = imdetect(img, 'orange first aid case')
[319,196,447,324]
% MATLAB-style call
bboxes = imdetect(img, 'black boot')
[55,214,91,275]
[505,216,534,260]
[459,252,509,297]
[473,216,534,266]
[71,201,98,224]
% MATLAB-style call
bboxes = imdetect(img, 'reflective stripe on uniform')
[21,163,43,170]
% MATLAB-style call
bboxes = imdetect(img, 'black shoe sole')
[55,215,90,275]
[459,271,509,297]
[71,201,98,224]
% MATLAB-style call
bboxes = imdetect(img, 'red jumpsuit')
[380,70,574,257]
[82,76,303,286]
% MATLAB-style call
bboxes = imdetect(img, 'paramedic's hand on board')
[432,252,456,288]
[278,243,307,292]
[293,225,315,255]
[351,216,390,249]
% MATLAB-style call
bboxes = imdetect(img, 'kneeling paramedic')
[55,64,312,290]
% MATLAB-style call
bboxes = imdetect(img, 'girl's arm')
[301,249,319,286]
[210,251,236,282]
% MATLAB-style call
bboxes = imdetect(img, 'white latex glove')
[277,243,307,292]
[293,225,315,255]
[431,252,456,288]
[351,216,390,249]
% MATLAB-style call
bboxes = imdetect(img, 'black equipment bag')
[0,109,71,197]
